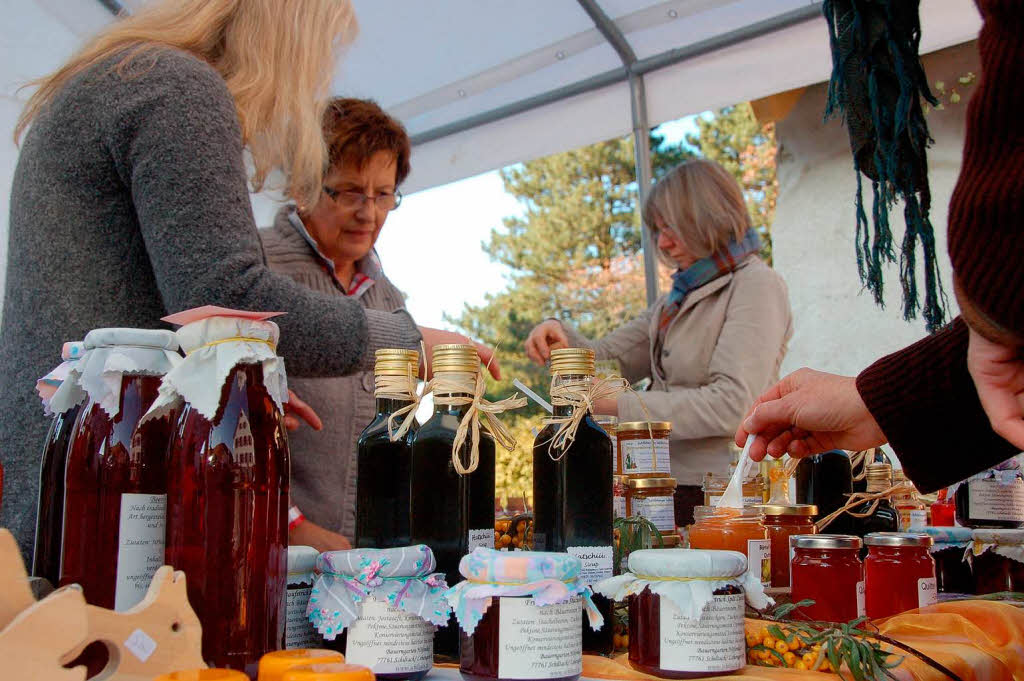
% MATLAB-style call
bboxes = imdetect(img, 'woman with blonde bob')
[0,0,438,561]
[525,159,793,524]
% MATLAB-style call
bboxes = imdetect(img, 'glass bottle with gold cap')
[532,347,614,655]
[410,344,496,660]
[356,349,420,548]
[850,462,899,541]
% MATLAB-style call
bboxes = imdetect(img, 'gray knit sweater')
[0,47,420,562]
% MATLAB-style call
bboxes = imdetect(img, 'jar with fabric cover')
[864,532,937,619]
[970,529,1024,594]
[921,527,973,594]
[58,328,181,611]
[446,547,603,681]
[257,650,345,681]
[286,546,321,649]
[953,461,1024,529]
[756,504,817,588]
[307,545,448,681]
[158,308,291,674]
[688,506,771,586]
[790,535,863,622]
[595,549,771,678]
[617,421,671,477]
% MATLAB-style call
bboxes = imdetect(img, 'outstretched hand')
[418,326,501,380]
[284,390,323,431]
[524,319,570,365]
[967,325,1024,450]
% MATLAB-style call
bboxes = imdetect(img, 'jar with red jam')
[595,549,770,679]
[308,545,448,681]
[59,328,181,611]
[922,527,973,595]
[448,547,601,681]
[953,463,1024,529]
[864,532,937,619]
[970,529,1024,595]
[756,504,817,588]
[688,506,771,586]
[790,535,863,622]
[161,309,291,675]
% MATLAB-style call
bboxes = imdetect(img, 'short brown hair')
[642,159,751,265]
[322,98,411,186]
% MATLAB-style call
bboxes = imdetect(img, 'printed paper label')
[621,439,671,475]
[918,577,938,608]
[856,581,866,618]
[497,596,582,680]
[659,593,744,672]
[909,509,928,530]
[747,539,772,586]
[613,493,626,520]
[345,598,433,674]
[115,493,166,611]
[633,496,676,532]
[124,628,157,663]
[967,478,1024,522]
[469,528,494,551]
[567,546,614,585]
[285,586,320,649]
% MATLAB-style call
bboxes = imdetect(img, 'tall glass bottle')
[851,462,900,543]
[795,450,854,535]
[356,349,419,548]
[410,344,496,661]
[32,341,86,586]
[532,348,613,655]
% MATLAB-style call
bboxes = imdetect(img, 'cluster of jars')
[610,419,679,546]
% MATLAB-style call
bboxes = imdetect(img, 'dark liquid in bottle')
[795,450,854,535]
[356,397,415,549]
[60,375,173,609]
[33,401,83,585]
[165,364,289,677]
[954,480,1024,529]
[533,407,614,656]
[850,498,899,555]
[410,396,495,661]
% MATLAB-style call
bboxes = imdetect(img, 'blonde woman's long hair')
[14,0,357,207]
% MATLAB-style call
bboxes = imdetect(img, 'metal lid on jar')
[594,414,617,429]
[618,421,672,432]
[374,348,419,376]
[791,534,862,550]
[549,347,595,376]
[756,504,818,516]
[864,532,933,548]
[865,462,893,480]
[431,344,480,373]
[627,476,677,489]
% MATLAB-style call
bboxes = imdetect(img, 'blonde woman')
[0,0,472,561]
[525,159,793,525]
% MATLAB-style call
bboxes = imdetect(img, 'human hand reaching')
[967,325,1024,450]
[524,319,569,365]
[418,326,500,380]
[284,390,322,431]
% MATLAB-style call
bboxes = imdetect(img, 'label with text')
[659,593,744,672]
[285,585,320,649]
[469,528,495,551]
[613,494,626,520]
[346,598,433,674]
[567,546,614,585]
[621,439,671,475]
[909,509,928,530]
[115,493,166,612]
[967,478,1024,522]
[856,581,866,618]
[746,539,772,586]
[633,495,676,532]
[918,577,938,608]
[498,596,582,680]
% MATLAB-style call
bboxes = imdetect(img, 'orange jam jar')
[688,506,770,586]
[617,422,671,477]
[756,504,818,588]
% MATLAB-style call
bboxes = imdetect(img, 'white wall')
[772,41,978,379]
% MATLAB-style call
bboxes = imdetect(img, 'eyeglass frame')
[322,185,402,211]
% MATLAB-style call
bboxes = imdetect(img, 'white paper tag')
[856,581,866,618]
[114,493,166,611]
[967,478,1024,522]
[345,598,433,674]
[633,495,676,532]
[613,493,626,519]
[917,577,938,608]
[658,593,744,672]
[620,439,671,475]
[746,539,771,586]
[124,628,157,663]
[909,509,928,530]
[567,546,614,585]
[497,596,582,680]
[285,586,320,649]
[468,528,494,551]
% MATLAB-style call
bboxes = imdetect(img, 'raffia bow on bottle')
[379,364,421,441]
[814,480,916,532]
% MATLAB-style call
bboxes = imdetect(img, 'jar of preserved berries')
[757,504,817,588]
[159,308,291,675]
[286,546,321,650]
[257,650,344,681]
[626,477,677,537]
[954,462,1024,529]
[448,547,602,681]
[308,545,448,681]
[156,671,250,681]
[617,422,671,477]
[32,340,86,586]
[688,506,771,586]
[595,549,770,678]
[281,664,375,681]
[864,533,937,618]
[920,527,973,594]
[58,328,181,611]
[970,529,1024,595]
[790,535,863,622]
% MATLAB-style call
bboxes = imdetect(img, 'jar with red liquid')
[757,504,817,588]
[970,529,1024,595]
[930,488,956,528]
[594,549,770,679]
[864,532,937,619]
[32,340,86,586]
[161,309,291,676]
[59,328,181,610]
[921,527,973,595]
[790,535,863,622]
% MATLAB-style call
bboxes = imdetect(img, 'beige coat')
[566,256,793,485]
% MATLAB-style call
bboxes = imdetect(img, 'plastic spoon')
[715,433,756,509]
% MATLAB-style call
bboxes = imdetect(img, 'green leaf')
[768,625,788,642]
[848,641,864,681]
[827,642,842,675]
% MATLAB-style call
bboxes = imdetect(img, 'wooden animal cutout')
[0,585,90,681]
[0,529,35,628]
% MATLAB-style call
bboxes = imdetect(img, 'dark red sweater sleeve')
[856,317,1018,493]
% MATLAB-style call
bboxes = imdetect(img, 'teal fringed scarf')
[823,0,949,332]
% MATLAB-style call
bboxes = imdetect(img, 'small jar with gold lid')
[754,504,817,588]
[626,477,677,537]
[617,421,671,477]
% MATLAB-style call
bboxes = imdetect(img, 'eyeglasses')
[323,186,402,211]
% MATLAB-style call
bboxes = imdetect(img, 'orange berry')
[762,636,776,649]
[775,640,789,654]
[788,638,802,651]
[795,661,808,671]
[784,652,797,665]
[802,653,816,665]
[746,632,761,647]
